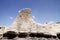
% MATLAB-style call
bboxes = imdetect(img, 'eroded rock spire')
[7,8,41,33]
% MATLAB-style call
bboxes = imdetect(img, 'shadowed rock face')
[18,32,28,38]
[3,32,57,39]
[29,33,57,38]
[35,33,44,38]
[3,31,17,39]
[57,33,60,39]
[42,34,57,38]
[29,33,37,37]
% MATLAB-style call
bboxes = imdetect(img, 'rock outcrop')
[8,8,42,33]
[7,8,60,36]
[0,8,60,40]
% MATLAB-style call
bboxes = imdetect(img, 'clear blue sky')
[0,0,60,26]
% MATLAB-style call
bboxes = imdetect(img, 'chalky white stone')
[0,8,60,40]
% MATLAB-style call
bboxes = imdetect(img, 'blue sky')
[0,0,60,26]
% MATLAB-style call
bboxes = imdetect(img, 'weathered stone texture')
[0,8,60,40]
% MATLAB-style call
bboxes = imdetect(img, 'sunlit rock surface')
[8,8,60,35]
[9,8,42,33]
[0,8,60,40]
[0,26,5,38]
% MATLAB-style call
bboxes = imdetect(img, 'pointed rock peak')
[18,8,31,14]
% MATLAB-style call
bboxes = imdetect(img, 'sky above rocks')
[0,0,60,26]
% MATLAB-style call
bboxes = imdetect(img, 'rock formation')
[8,8,42,33]
[0,8,60,40]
